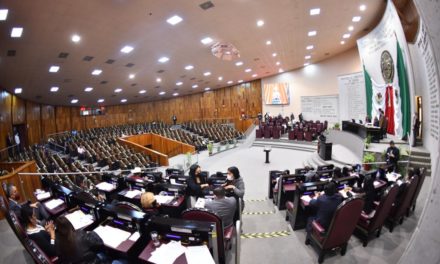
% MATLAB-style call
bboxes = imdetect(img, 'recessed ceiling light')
[173,92,179,96]
[252,74,258,78]
[359,4,366,11]
[176,82,183,86]
[305,55,311,59]
[129,74,135,79]
[50,86,59,92]
[308,30,317,37]
[343,33,351,39]
[266,40,272,45]
[167,15,183,25]
[121,99,127,103]
[278,68,284,73]
[276,61,281,66]
[139,90,146,94]
[204,87,211,91]
[14,88,22,94]
[91,69,102,75]
[192,84,198,88]
[185,65,194,70]
[97,99,105,103]
[0,9,8,21]
[352,16,361,22]
[245,68,252,73]
[156,78,162,83]
[11,27,23,38]
[49,66,60,73]
[304,63,310,66]
[306,45,314,50]
[84,87,93,92]
[120,45,134,53]
[71,34,81,42]
[348,26,354,31]
[203,72,211,76]
[340,40,346,45]
[227,81,233,84]
[235,61,243,66]
[257,20,265,27]
[201,37,213,45]
[310,8,321,16]
[159,91,166,95]
[114,88,122,93]
[218,76,223,81]
[158,56,169,63]
[71,99,78,104]
[238,80,243,83]
[272,53,277,57]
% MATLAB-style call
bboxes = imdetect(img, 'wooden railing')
[0,161,40,220]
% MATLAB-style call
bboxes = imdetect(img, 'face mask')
[227,175,234,181]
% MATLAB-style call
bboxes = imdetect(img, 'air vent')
[7,50,16,56]
[155,86,160,89]
[198,80,204,82]
[134,95,139,98]
[67,94,74,98]
[205,81,210,84]
[254,58,260,61]
[35,95,42,99]
[174,88,178,91]
[131,83,137,86]
[265,71,270,74]
[111,94,116,97]
[83,56,94,61]
[106,59,115,64]
[125,63,135,67]
[260,66,266,69]
[200,1,214,10]
[64,78,72,83]
[180,75,186,78]
[325,52,330,56]
[58,52,69,58]
[157,69,165,73]
[190,77,196,80]
[100,81,108,84]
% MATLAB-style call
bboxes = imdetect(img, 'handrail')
[0,144,18,153]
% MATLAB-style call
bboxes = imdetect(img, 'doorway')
[415,96,422,140]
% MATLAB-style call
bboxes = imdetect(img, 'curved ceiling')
[0,0,385,106]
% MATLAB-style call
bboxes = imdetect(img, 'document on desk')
[195,198,206,208]
[96,182,115,192]
[386,173,401,182]
[148,240,186,264]
[155,195,174,205]
[94,225,131,249]
[65,210,94,230]
[125,189,142,199]
[301,196,312,203]
[128,231,140,242]
[44,198,64,210]
[185,245,215,264]
[339,190,348,199]
[36,191,51,201]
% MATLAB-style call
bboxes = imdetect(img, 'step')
[410,156,432,163]
[251,143,315,153]
[410,150,430,157]
[409,160,432,167]
[408,166,432,176]
[255,138,318,146]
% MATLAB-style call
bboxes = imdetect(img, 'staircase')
[408,149,432,176]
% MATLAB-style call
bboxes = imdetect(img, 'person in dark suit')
[352,174,376,214]
[6,183,50,222]
[365,115,372,124]
[172,114,177,125]
[21,204,57,257]
[386,141,400,172]
[373,116,380,127]
[306,182,343,234]
[187,164,209,203]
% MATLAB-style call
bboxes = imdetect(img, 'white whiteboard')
[338,72,366,123]
[300,95,339,123]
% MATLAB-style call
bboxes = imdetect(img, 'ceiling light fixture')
[306,45,314,50]
[276,61,281,66]
[352,16,361,22]
[343,33,351,39]
[121,99,127,103]
[305,55,311,59]
[245,68,252,73]
[272,53,277,57]
[173,92,179,96]
[278,68,284,73]
[156,78,162,83]
[114,88,122,93]
[348,25,354,31]
[71,34,81,42]
[159,91,166,95]
[192,84,198,88]
[304,63,310,66]
[176,82,183,86]
[252,74,258,78]
[97,99,104,103]
[235,61,243,66]
[84,87,93,92]
[308,30,317,37]
[185,65,194,70]
[218,76,223,81]
[340,40,346,45]
[129,74,135,79]
[266,40,272,45]
[203,72,211,76]
[359,4,367,11]
[71,99,78,104]
[120,45,134,53]
[167,15,183,25]
[227,81,233,84]
[238,80,243,83]
[310,8,320,16]
[204,87,211,91]
[201,37,213,45]
[50,86,59,92]
[11,27,23,38]
[0,9,8,21]
[139,90,146,94]
[158,56,169,63]
[257,20,264,27]
[14,88,22,94]
[49,66,60,73]
[91,69,102,75]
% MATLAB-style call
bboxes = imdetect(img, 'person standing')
[187,164,209,205]
[172,114,177,125]
[224,166,245,210]
[6,132,14,159]
[14,129,21,154]
[386,140,400,172]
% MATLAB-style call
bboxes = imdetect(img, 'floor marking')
[242,211,275,215]
[241,230,290,239]
[244,198,267,202]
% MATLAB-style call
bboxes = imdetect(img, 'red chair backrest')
[368,184,399,231]
[181,208,225,260]
[393,176,419,219]
[322,198,364,249]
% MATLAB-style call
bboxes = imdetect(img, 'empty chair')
[288,130,296,140]
[305,197,364,263]
[296,130,304,141]
[355,184,399,246]
[408,168,426,215]
[304,131,313,141]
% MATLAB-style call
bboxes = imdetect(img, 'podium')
[264,146,272,163]
[318,136,332,161]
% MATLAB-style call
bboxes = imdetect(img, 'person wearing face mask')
[224,166,245,210]
[187,164,209,205]
[6,183,50,223]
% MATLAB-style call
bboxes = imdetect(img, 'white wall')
[262,48,361,117]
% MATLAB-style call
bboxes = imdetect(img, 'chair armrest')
[373,201,380,208]
[360,211,372,221]
[312,220,325,234]
[224,226,234,240]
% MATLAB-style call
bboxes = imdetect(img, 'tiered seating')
[182,121,243,143]
[287,120,328,142]
[256,115,289,139]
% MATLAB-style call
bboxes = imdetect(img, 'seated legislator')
[21,204,57,258]
[352,174,376,214]
[6,183,50,222]
[205,187,237,228]
[224,166,245,210]
[140,192,160,215]
[341,166,352,177]
[188,164,210,202]
[273,170,290,192]
[333,167,343,179]
[304,167,319,183]
[306,182,343,234]
[56,216,111,264]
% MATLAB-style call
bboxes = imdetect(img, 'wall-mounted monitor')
[263,83,290,105]
[79,106,105,116]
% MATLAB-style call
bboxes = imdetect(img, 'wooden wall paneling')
[25,101,42,145]
[12,95,26,125]
[40,105,57,139]
[55,106,72,133]
[71,107,86,132]
[0,91,13,150]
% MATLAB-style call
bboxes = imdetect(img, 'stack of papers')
[94,225,131,249]
[129,232,140,242]
[155,195,174,205]
[65,210,94,230]
[125,189,142,199]
[96,182,115,192]
[301,196,312,203]
[195,198,206,208]
[36,191,51,201]
[148,241,186,264]
[44,199,64,210]
[185,245,215,264]
[386,173,400,182]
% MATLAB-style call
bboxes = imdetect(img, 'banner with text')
[300,95,339,123]
[338,72,366,123]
